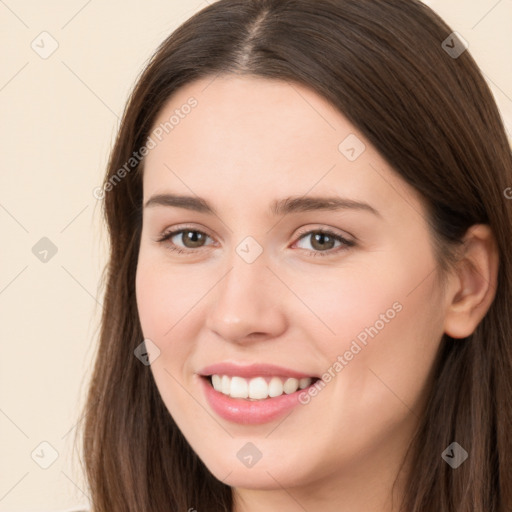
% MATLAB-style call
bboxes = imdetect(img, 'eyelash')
[155,225,355,258]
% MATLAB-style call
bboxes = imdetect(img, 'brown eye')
[176,230,208,249]
[294,229,355,257]
[157,228,214,253]
[308,232,337,251]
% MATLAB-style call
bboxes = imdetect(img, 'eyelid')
[293,224,355,243]
[292,227,355,256]
[156,223,353,242]
[155,223,216,246]
[155,223,355,255]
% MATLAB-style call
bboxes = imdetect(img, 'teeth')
[209,375,313,400]
[221,375,230,394]
[268,376,283,397]
[212,374,221,391]
[299,377,311,389]
[249,377,268,399]
[282,377,299,394]
[230,376,248,398]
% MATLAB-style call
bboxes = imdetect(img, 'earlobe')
[443,225,499,339]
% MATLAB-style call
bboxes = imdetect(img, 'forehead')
[146,74,345,166]
[141,75,424,220]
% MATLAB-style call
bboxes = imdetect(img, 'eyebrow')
[144,193,381,218]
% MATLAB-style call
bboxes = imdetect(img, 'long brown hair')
[77,0,512,510]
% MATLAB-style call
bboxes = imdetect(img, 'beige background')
[1,0,511,510]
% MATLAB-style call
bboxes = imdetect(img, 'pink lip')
[198,375,314,425]
[198,362,317,380]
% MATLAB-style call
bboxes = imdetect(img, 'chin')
[198,446,313,490]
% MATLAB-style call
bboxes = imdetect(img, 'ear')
[443,224,499,339]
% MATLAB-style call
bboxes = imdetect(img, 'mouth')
[202,374,321,401]
[197,362,322,424]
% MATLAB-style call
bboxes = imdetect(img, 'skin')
[135,75,498,512]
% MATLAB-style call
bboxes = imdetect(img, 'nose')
[204,249,288,344]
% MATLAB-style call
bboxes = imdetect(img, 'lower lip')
[199,376,312,425]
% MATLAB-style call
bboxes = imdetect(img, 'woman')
[78,0,512,510]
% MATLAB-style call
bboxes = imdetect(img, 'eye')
[156,226,214,254]
[293,228,355,257]
[155,226,355,257]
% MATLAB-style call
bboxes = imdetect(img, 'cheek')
[135,262,167,341]
[304,242,444,408]
[135,259,203,424]
[135,252,203,341]
[135,257,198,387]
[293,259,433,359]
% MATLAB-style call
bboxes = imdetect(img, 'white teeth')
[221,375,230,394]
[268,376,284,397]
[248,377,268,399]
[283,377,299,394]
[230,376,248,398]
[211,374,222,391]
[209,375,313,400]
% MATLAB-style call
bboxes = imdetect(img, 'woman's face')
[135,75,450,493]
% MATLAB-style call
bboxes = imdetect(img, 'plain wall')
[1,0,511,510]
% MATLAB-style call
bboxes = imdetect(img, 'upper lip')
[198,362,318,380]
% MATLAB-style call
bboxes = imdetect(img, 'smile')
[209,374,315,400]
[197,363,321,424]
